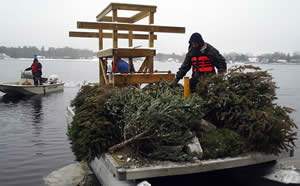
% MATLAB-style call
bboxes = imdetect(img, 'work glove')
[170,78,180,88]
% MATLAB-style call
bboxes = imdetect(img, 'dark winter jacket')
[175,43,226,81]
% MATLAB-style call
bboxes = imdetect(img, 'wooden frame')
[77,22,185,33]
[69,3,184,86]
[69,32,157,40]
[113,73,175,87]
[98,48,155,58]
[96,3,157,24]
[98,48,155,74]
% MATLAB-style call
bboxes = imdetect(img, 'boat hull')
[0,82,64,95]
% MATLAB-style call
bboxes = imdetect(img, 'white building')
[0,53,10,59]
[248,57,259,63]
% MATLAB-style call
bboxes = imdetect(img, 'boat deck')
[91,151,290,181]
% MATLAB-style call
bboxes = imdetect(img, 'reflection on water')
[31,96,43,124]
[1,93,31,103]
[0,89,76,186]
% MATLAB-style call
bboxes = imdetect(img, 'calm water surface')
[0,59,299,186]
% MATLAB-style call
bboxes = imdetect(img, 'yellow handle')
[184,77,190,99]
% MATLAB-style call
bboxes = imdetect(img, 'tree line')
[155,51,300,63]
[1,45,300,63]
[0,46,96,59]
[224,52,300,63]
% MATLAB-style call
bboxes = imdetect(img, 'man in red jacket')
[25,57,43,86]
[171,33,227,92]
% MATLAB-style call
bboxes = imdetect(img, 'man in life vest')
[171,32,227,91]
[25,56,42,86]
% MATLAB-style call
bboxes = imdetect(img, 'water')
[0,59,299,186]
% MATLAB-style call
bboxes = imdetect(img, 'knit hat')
[189,32,205,47]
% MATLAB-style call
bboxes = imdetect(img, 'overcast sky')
[0,0,299,55]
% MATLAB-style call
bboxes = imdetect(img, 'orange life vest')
[191,56,214,72]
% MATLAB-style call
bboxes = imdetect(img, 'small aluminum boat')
[0,72,64,96]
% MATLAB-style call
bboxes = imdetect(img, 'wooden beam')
[113,73,175,87]
[112,9,117,22]
[69,31,99,38]
[148,56,154,73]
[113,30,118,48]
[149,12,154,24]
[98,16,131,23]
[128,31,133,47]
[98,48,156,58]
[138,57,149,72]
[96,4,113,22]
[77,22,185,34]
[96,3,156,21]
[130,11,149,23]
[128,58,134,73]
[111,3,156,12]
[99,58,108,84]
[69,31,157,40]
[99,29,103,50]
[149,32,154,48]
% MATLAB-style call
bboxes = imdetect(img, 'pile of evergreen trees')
[67,65,296,162]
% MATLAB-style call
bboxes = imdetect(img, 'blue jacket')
[118,59,129,73]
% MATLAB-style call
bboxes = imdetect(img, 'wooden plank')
[77,22,185,34]
[149,12,154,24]
[96,4,113,22]
[69,31,99,38]
[128,31,133,47]
[69,31,157,40]
[115,49,155,58]
[113,30,118,48]
[99,29,103,50]
[149,32,154,48]
[99,58,108,84]
[112,9,117,22]
[98,49,113,57]
[148,56,154,73]
[99,58,104,84]
[111,3,156,12]
[130,11,149,23]
[98,16,131,23]
[138,57,149,72]
[113,74,175,86]
[103,58,108,73]
[128,58,134,73]
[98,48,156,58]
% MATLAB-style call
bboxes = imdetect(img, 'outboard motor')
[49,75,59,84]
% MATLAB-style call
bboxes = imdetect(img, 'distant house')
[248,57,258,63]
[37,55,46,59]
[0,53,10,59]
[277,59,287,63]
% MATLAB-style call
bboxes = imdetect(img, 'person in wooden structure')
[112,57,129,73]
[171,32,227,92]
[112,57,136,73]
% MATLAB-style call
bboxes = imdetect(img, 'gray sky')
[0,0,299,55]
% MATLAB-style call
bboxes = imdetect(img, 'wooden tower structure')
[69,3,185,87]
